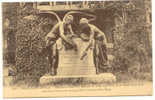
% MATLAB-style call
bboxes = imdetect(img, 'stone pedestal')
[40,38,117,85]
[57,38,96,76]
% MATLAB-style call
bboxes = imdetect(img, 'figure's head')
[79,18,91,40]
[79,18,89,33]
[64,15,74,24]
[79,18,89,25]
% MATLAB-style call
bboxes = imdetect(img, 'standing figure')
[79,18,108,74]
[44,15,76,76]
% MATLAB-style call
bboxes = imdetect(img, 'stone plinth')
[57,38,96,76]
[40,73,116,85]
[40,38,117,85]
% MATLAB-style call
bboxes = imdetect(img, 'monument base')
[40,73,116,85]
[40,38,117,85]
[56,38,96,76]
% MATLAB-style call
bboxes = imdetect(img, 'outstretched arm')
[68,25,75,36]
[89,28,95,48]
[95,26,107,45]
[80,28,95,60]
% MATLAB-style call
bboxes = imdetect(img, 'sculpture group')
[40,11,109,76]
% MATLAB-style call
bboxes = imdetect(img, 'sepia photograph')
[2,0,152,98]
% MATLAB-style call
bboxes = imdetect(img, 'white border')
[0,0,154,100]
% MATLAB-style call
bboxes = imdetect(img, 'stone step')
[40,73,117,85]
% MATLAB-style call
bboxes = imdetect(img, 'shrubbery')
[15,5,57,86]
[111,0,152,81]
